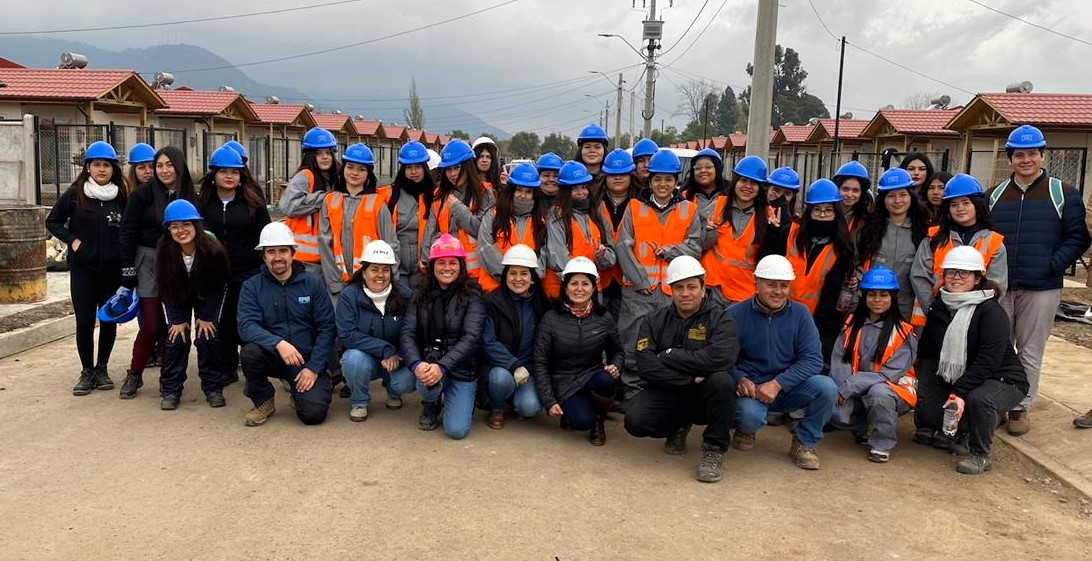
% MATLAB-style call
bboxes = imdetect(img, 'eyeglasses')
[943,269,975,279]
[168,222,194,232]
[810,207,835,217]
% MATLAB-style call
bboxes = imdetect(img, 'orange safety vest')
[325,190,390,282]
[596,201,627,290]
[543,213,605,298]
[786,223,838,313]
[283,169,324,263]
[910,225,1005,326]
[433,197,483,280]
[479,213,537,292]
[628,198,696,296]
[380,185,428,275]
[702,197,758,303]
[842,320,918,407]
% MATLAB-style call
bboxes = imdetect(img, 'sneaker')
[790,437,820,470]
[913,427,935,446]
[118,371,143,399]
[349,406,369,422]
[1074,409,1092,429]
[92,366,114,390]
[956,454,992,475]
[160,395,180,410]
[1007,410,1030,436]
[488,411,505,430]
[418,401,440,431]
[73,369,96,396]
[244,399,276,427]
[386,395,403,410]
[950,433,970,457]
[206,391,226,408]
[663,423,692,455]
[868,449,890,463]
[695,444,726,483]
[731,431,755,451]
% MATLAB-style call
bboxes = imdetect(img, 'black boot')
[588,394,613,446]
[92,365,114,390]
[73,368,96,396]
[119,370,143,399]
[418,401,441,431]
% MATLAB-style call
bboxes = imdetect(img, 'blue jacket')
[238,262,337,374]
[336,282,412,360]
[989,172,1091,290]
[726,297,823,391]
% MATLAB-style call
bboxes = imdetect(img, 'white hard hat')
[426,149,441,171]
[754,255,796,281]
[501,244,538,270]
[561,256,599,281]
[664,255,706,286]
[941,245,986,272]
[361,239,397,265]
[472,136,496,150]
[255,222,296,250]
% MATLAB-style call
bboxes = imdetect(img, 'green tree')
[650,125,679,146]
[403,78,425,129]
[540,132,576,157]
[739,45,830,127]
[715,85,738,134]
[507,131,540,157]
[448,129,470,140]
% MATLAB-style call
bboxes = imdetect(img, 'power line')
[964,0,1092,47]
[806,0,841,41]
[660,0,730,68]
[0,0,362,35]
[659,0,709,56]
[844,40,975,95]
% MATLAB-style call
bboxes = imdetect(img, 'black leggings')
[70,266,121,369]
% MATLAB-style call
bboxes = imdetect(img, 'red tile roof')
[867,109,960,137]
[382,125,406,141]
[439,135,451,145]
[405,129,424,142]
[812,118,870,141]
[708,136,729,150]
[729,133,747,148]
[249,102,316,127]
[423,132,439,144]
[0,56,24,69]
[0,68,165,107]
[312,113,351,132]
[156,89,240,116]
[777,124,815,144]
[352,119,382,136]
[955,93,1092,128]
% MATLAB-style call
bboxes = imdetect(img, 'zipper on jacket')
[1013,191,1024,286]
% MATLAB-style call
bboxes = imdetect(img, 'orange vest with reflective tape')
[479,213,537,293]
[325,190,389,282]
[702,197,758,303]
[433,196,483,280]
[284,169,323,263]
[596,201,627,290]
[380,185,428,274]
[543,213,604,299]
[842,320,918,407]
[786,223,838,313]
[910,225,1006,326]
[629,198,696,296]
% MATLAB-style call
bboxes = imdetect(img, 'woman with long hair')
[597,149,640,318]
[912,246,1027,475]
[680,148,727,211]
[535,152,564,210]
[46,141,127,395]
[478,163,548,292]
[765,165,801,221]
[543,161,615,299]
[832,160,873,234]
[472,136,502,188]
[280,127,341,276]
[118,145,198,399]
[401,234,486,440]
[631,138,659,191]
[900,151,935,196]
[534,257,623,445]
[573,123,609,178]
[922,171,952,226]
[383,141,436,287]
[829,266,918,463]
[126,143,155,196]
[337,240,415,421]
[155,200,231,410]
[856,167,930,320]
[197,145,271,385]
[421,139,495,281]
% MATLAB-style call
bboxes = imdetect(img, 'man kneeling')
[625,256,740,483]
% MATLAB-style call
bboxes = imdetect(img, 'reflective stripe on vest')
[480,213,537,292]
[543,213,604,298]
[701,197,757,303]
[596,201,626,290]
[629,198,694,295]
[326,191,385,282]
[284,169,321,263]
[912,227,1006,326]
[381,185,428,274]
[842,320,918,407]
[786,223,837,313]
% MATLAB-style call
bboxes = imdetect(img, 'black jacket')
[636,297,739,388]
[480,287,550,371]
[197,193,271,280]
[45,186,123,273]
[120,181,186,268]
[533,303,624,409]
[917,295,1029,398]
[400,287,486,382]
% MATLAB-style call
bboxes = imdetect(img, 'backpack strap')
[1048,177,1065,220]
[988,180,1009,211]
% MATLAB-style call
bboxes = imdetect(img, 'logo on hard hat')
[1021,134,1033,141]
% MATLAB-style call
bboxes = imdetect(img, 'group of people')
[45,122,1091,483]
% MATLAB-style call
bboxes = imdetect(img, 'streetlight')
[597,34,644,58]
[598,30,659,139]
[584,94,610,131]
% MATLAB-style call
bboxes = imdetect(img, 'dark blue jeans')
[241,343,332,425]
[734,375,838,448]
[160,302,222,397]
[561,369,616,431]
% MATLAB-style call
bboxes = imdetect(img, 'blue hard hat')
[1006,124,1046,150]
[224,140,248,161]
[632,138,659,158]
[85,141,118,162]
[439,139,475,168]
[127,143,155,165]
[162,199,203,226]
[97,291,140,324]
[302,127,338,151]
[343,143,375,166]
[733,155,768,183]
[398,141,430,165]
[536,152,564,171]
[804,178,842,205]
[943,173,985,200]
[602,149,635,175]
[647,149,682,175]
[508,163,541,188]
[833,160,871,189]
[768,166,801,191]
[693,148,723,167]
[860,265,900,291]
[877,167,914,191]
[557,161,593,186]
[209,145,245,169]
[577,123,609,145]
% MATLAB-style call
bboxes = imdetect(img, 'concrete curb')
[995,396,1092,501]
[0,314,74,360]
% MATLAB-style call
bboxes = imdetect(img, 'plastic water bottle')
[942,394,959,437]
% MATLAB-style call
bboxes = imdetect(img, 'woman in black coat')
[534,257,624,446]
[913,246,1028,475]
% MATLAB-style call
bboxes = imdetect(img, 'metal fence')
[201,132,238,172]
[967,147,1088,195]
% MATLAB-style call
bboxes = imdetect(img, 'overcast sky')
[4,0,1092,137]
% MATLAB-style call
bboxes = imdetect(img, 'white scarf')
[937,288,995,383]
[365,284,393,315]
[83,180,119,201]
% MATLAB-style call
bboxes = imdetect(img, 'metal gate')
[966,147,1088,194]
[201,132,238,171]
[37,122,109,206]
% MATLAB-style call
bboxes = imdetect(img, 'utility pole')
[605,100,611,132]
[630,91,637,142]
[745,0,778,159]
[831,35,846,175]
[615,73,624,148]
[642,0,663,139]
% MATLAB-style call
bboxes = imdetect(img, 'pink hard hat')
[428,233,467,260]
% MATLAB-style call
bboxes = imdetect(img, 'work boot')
[588,394,613,447]
[1006,410,1030,436]
[92,366,114,390]
[206,391,226,408]
[118,370,143,399]
[950,433,970,457]
[695,444,726,483]
[160,394,180,410]
[244,399,276,427]
[663,423,692,455]
[790,437,820,470]
[488,411,505,430]
[913,427,935,446]
[956,454,992,475]
[1074,409,1092,429]
[731,431,755,451]
[930,432,955,450]
[418,401,440,431]
[73,369,96,396]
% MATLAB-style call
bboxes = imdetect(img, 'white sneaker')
[349,406,369,422]
[386,395,403,410]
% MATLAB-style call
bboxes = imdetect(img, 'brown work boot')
[1006,410,1030,436]
[1074,409,1092,429]
[731,431,755,451]
[244,399,276,427]
[790,437,820,470]
[588,394,612,446]
[488,411,505,430]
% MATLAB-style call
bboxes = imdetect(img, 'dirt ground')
[1,329,1091,561]
[1056,286,1092,350]
[0,299,73,333]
